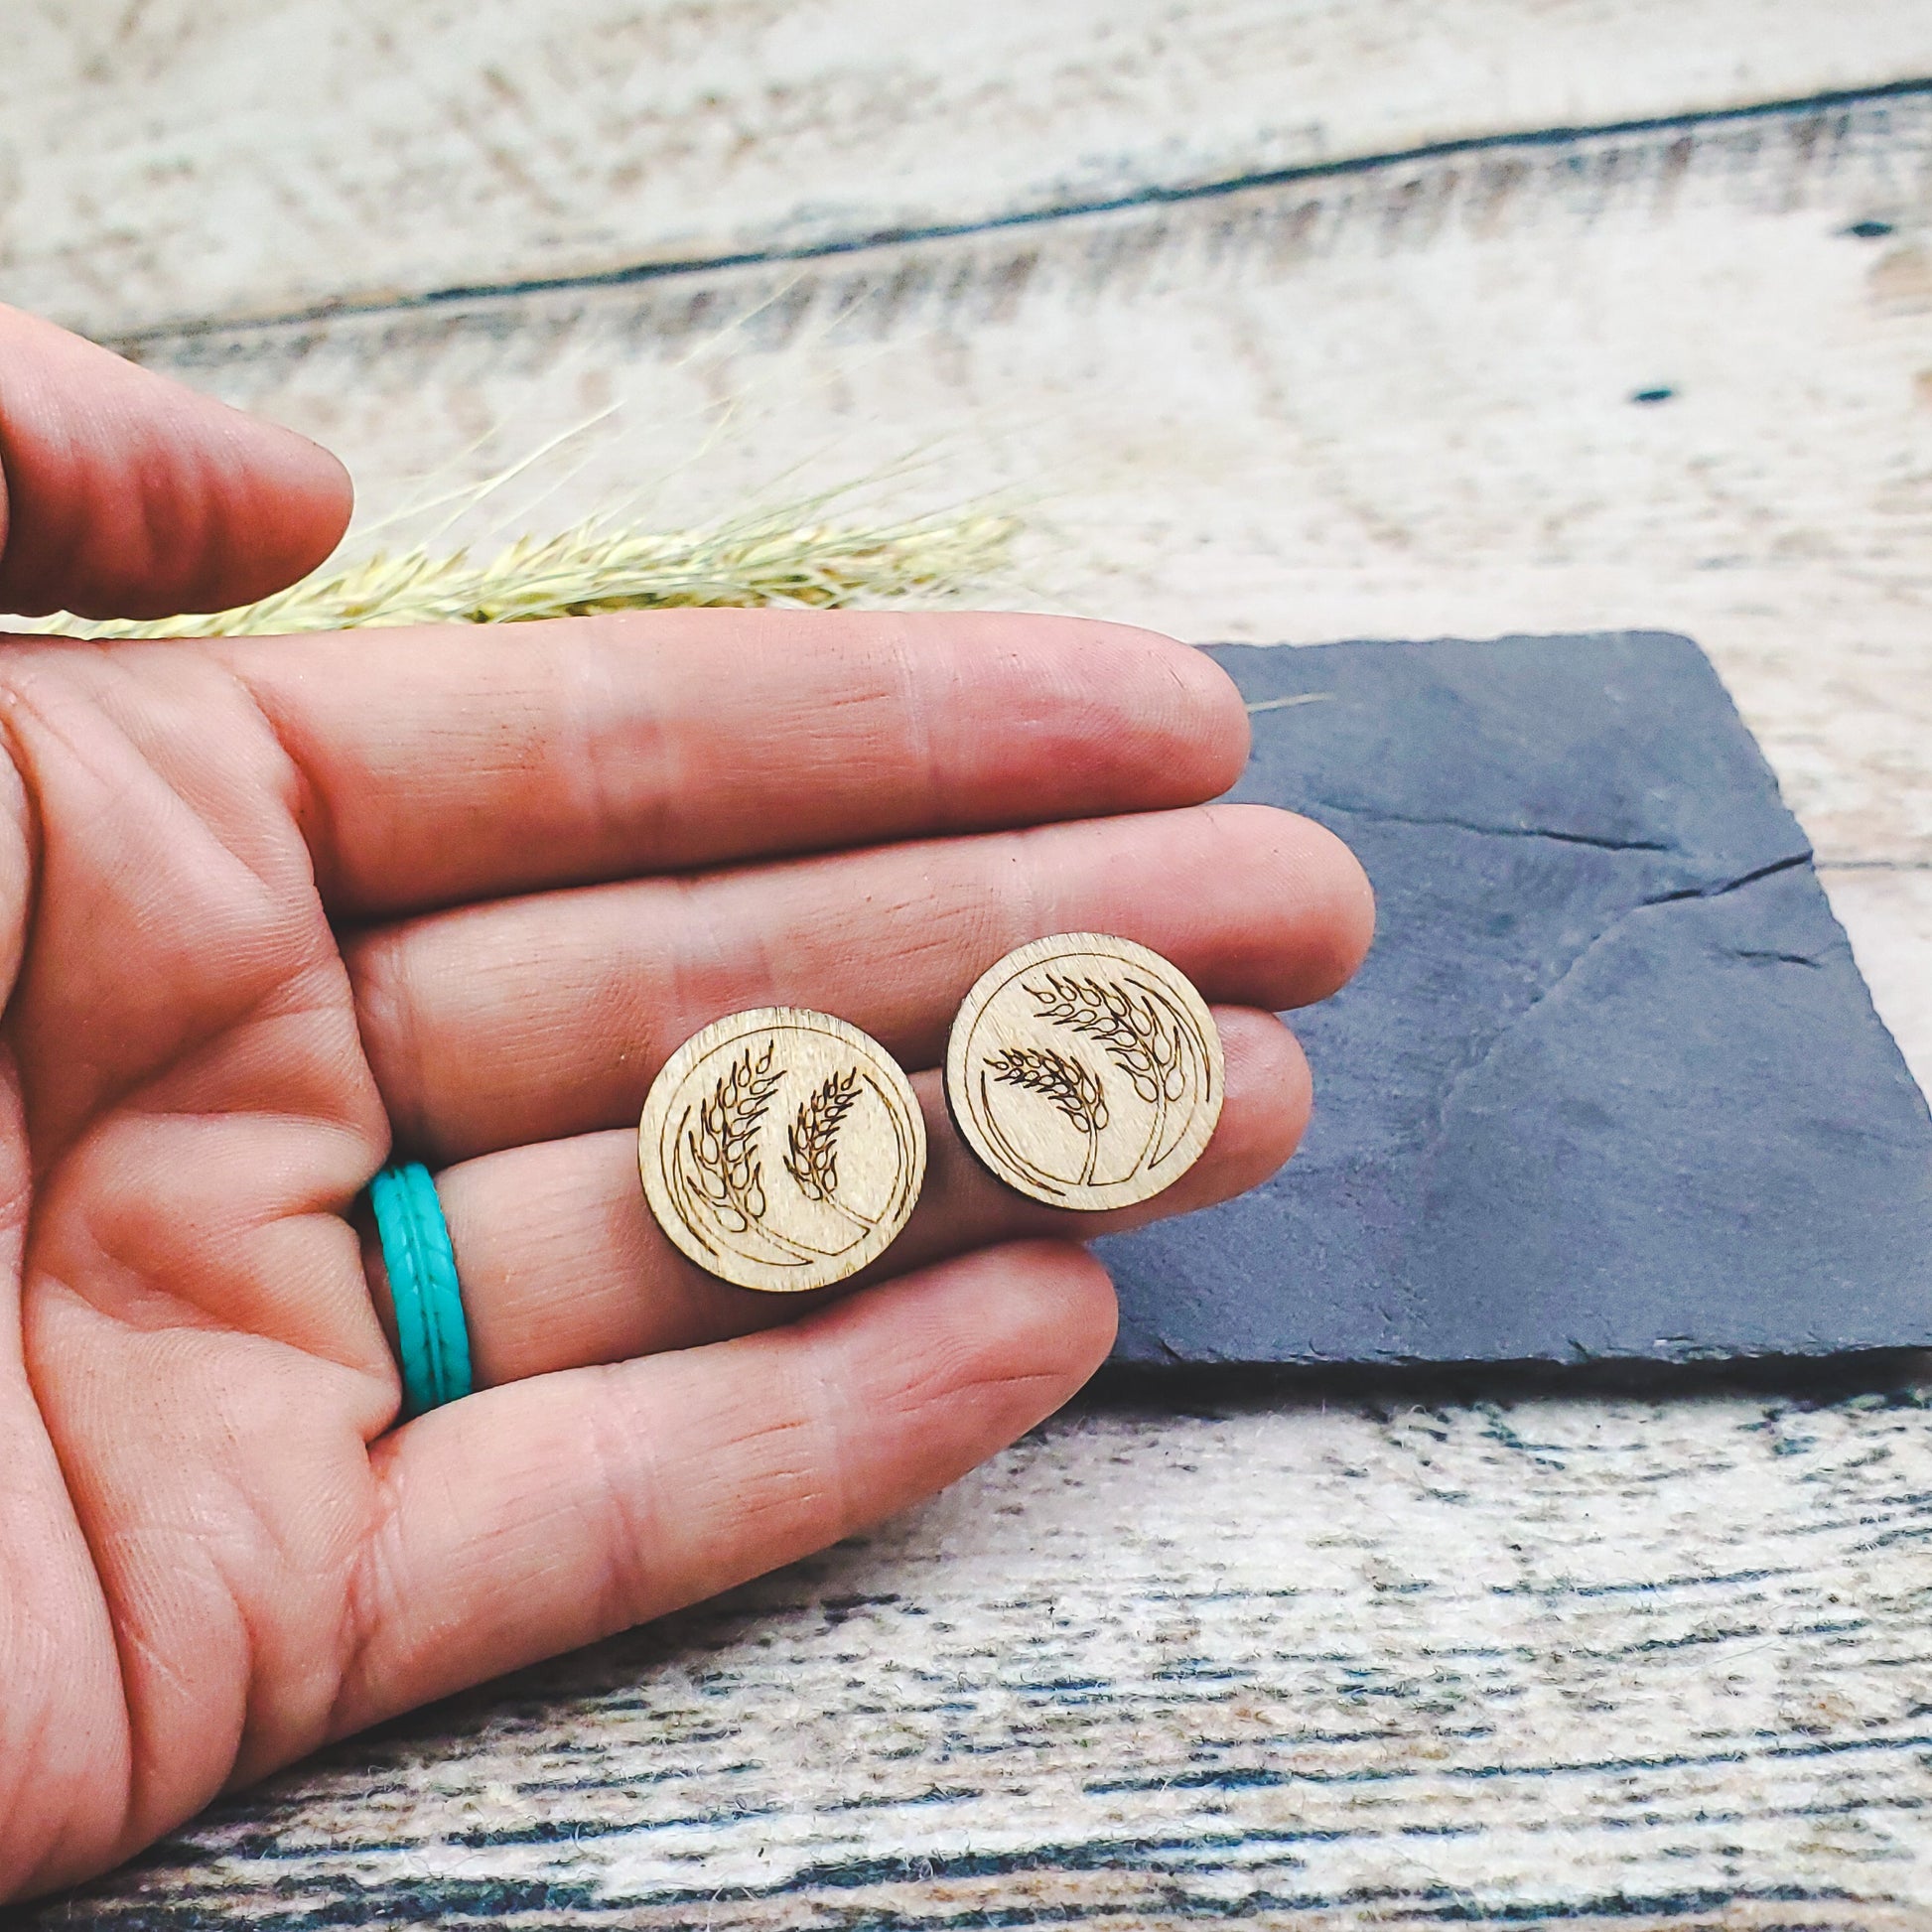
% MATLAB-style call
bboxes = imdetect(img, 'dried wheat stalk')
[29,504,1022,640]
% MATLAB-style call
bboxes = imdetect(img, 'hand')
[0,305,1373,1900]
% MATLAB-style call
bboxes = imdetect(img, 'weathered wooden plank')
[4,0,1929,337]
[1822,869,1932,1094]
[39,1376,1932,1926]
[115,93,1932,880]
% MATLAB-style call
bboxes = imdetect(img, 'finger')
[214,612,1249,917]
[403,1007,1305,1386]
[332,1239,1115,1731]
[0,305,350,621]
[349,801,1373,1163]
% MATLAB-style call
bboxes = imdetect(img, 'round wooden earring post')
[640,1007,926,1293]
[945,933,1223,1211]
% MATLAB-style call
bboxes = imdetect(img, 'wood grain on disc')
[945,934,1224,1211]
[639,1008,925,1293]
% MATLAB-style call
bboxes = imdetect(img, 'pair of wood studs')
[637,934,1224,1293]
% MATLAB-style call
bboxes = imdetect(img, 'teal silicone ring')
[367,1163,473,1419]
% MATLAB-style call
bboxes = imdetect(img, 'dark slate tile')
[1100,631,1932,1365]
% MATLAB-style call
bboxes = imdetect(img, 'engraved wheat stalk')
[784,1066,878,1227]
[685,1042,784,1234]
[1027,972,1190,1173]
[986,1043,1109,1185]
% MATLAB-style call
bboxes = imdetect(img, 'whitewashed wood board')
[4,0,1930,337]
[16,62,1932,1931]
[38,1378,1932,1927]
[1824,868,1932,1091]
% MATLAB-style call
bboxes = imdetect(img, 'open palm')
[0,307,1372,1900]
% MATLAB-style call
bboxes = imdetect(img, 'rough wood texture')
[1823,868,1932,1093]
[32,1371,1932,1927]
[6,1,1929,338]
[13,27,1932,1928]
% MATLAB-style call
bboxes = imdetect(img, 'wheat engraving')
[658,1031,924,1281]
[986,1043,1109,1184]
[783,1066,880,1227]
[683,1041,784,1234]
[1026,971,1203,1175]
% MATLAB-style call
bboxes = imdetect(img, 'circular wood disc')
[945,933,1224,1211]
[639,1008,926,1294]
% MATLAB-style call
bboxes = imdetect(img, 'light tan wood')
[946,935,1224,1210]
[8,1,1927,339]
[638,1007,924,1293]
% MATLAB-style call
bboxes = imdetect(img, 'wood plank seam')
[101,76,1932,350]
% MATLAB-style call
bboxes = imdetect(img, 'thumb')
[0,306,351,622]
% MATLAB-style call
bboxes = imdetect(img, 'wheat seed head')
[28,504,1021,640]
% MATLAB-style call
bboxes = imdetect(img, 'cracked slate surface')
[1101,632,1932,1364]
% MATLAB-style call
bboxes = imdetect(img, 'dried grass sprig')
[30,503,1021,641]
